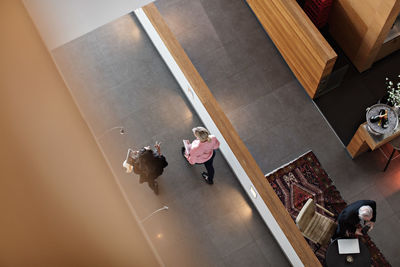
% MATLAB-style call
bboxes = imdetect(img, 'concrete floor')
[52,12,288,267]
[52,0,400,266]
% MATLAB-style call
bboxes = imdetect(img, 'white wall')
[23,0,154,50]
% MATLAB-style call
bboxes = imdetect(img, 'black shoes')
[202,172,213,185]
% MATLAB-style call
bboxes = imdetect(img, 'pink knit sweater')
[186,135,220,164]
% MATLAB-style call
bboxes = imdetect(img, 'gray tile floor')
[155,0,400,266]
[52,0,400,266]
[52,13,287,267]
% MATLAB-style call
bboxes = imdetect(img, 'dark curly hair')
[138,149,156,176]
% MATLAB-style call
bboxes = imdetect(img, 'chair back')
[296,198,336,247]
[296,198,315,231]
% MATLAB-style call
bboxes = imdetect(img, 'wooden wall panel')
[376,35,400,61]
[142,3,322,266]
[329,0,400,72]
[246,0,337,99]
[0,2,159,266]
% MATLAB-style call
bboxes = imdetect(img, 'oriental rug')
[265,151,390,266]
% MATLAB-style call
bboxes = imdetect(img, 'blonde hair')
[192,126,211,142]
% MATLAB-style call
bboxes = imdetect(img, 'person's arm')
[365,221,375,232]
[355,228,363,236]
[183,140,191,156]
[184,140,191,150]
[363,200,377,232]
[186,142,202,164]
[347,222,359,236]
[343,213,358,235]
[160,155,168,168]
[368,200,377,222]
[154,141,161,155]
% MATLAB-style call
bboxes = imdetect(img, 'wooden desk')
[347,122,400,158]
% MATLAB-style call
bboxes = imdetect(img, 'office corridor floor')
[52,12,288,267]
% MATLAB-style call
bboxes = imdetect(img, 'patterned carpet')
[265,151,390,266]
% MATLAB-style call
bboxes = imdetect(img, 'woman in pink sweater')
[182,127,220,184]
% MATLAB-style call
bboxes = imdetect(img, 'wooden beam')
[142,3,321,266]
[246,0,337,99]
[329,0,400,72]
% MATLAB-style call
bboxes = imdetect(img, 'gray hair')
[359,205,373,220]
[192,126,211,142]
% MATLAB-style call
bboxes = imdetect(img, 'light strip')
[250,185,257,199]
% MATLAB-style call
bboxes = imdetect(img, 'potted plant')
[386,75,400,107]
[379,75,400,108]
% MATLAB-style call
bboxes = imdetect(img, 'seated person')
[333,200,376,240]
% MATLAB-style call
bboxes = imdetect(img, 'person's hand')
[154,141,161,153]
[365,221,375,231]
[355,228,363,236]
[154,141,161,149]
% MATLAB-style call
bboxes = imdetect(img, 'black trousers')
[182,148,216,181]
[203,151,216,182]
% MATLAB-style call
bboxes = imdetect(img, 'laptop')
[337,238,360,254]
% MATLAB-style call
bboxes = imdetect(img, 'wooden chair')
[296,198,337,251]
